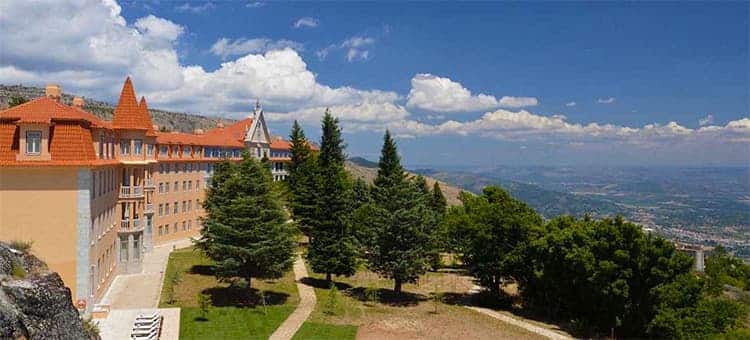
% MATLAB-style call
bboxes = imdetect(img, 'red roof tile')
[0,97,98,125]
[112,77,155,132]
[0,122,18,162]
[49,122,96,161]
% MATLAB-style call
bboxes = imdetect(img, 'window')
[133,237,140,259]
[182,181,187,191]
[188,220,192,230]
[196,180,200,191]
[159,183,164,194]
[158,204,163,216]
[165,203,170,215]
[158,225,163,236]
[188,200,192,211]
[165,182,169,193]
[147,144,154,156]
[99,136,104,158]
[173,223,178,233]
[159,164,164,173]
[159,145,168,157]
[120,139,130,155]
[188,180,192,190]
[165,225,169,234]
[134,139,143,155]
[120,237,128,262]
[25,131,41,154]
[182,221,186,231]
[174,181,178,191]
[173,202,178,214]
[182,201,186,212]
[184,146,192,156]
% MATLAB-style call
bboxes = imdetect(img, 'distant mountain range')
[0,84,232,133]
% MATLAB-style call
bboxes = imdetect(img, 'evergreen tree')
[430,182,447,215]
[307,110,358,282]
[414,175,431,197]
[367,130,434,293]
[196,152,297,289]
[287,121,318,237]
[8,95,27,108]
[351,177,371,209]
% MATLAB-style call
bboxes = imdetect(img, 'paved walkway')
[268,254,317,340]
[97,239,193,340]
[465,285,572,340]
[98,308,180,340]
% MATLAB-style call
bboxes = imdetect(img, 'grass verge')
[291,321,358,340]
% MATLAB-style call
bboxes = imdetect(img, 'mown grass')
[292,321,358,340]
[159,247,299,339]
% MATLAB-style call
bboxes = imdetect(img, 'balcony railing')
[119,186,144,198]
[144,178,155,189]
[144,203,154,214]
[121,219,129,230]
[133,219,141,229]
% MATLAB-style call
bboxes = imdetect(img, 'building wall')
[0,167,81,297]
[152,161,207,245]
[89,165,120,301]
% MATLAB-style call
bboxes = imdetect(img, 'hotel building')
[0,78,303,312]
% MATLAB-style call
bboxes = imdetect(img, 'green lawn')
[292,322,358,340]
[159,247,299,339]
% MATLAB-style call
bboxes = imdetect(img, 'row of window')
[94,240,115,290]
[158,145,243,159]
[92,168,117,199]
[91,206,116,241]
[157,219,198,236]
[157,180,202,194]
[270,151,291,158]
[157,199,201,216]
[158,162,215,174]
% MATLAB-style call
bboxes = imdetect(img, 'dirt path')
[464,285,572,340]
[268,254,317,340]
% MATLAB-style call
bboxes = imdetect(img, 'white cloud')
[210,38,303,60]
[566,101,577,107]
[406,74,538,112]
[597,97,616,104]
[175,2,214,13]
[246,1,264,8]
[293,17,318,29]
[699,114,714,126]
[316,36,375,62]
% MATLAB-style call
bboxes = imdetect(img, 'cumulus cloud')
[316,36,375,62]
[598,97,616,104]
[293,17,318,28]
[406,74,538,112]
[210,38,303,59]
[699,114,714,126]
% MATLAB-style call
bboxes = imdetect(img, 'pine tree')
[287,121,318,237]
[414,175,431,198]
[196,152,297,289]
[431,182,447,215]
[351,178,371,209]
[367,130,433,294]
[307,110,358,282]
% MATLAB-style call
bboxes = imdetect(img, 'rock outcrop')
[0,242,97,339]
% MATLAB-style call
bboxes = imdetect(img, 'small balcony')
[120,186,145,199]
[144,178,155,189]
[144,203,154,214]
[133,218,142,229]
[120,219,130,230]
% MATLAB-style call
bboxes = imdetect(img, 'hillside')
[346,159,464,206]
[0,84,232,133]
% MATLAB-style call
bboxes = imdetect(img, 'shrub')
[11,260,26,279]
[9,240,33,253]
[81,317,100,338]
[324,284,339,315]
[197,293,211,320]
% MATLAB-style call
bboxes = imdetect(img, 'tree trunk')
[394,278,402,294]
[326,272,332,283]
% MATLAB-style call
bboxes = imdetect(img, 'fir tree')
[196,152,297,289]
[287,121,318,237]
[430,182,447,215]
[307,110,358,282]
[351,177,371,209]
[367,130,434,293]
[414,175,431,198]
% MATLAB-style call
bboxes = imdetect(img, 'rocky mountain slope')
[346,159,465,206]
[0,241,97,339]
[0,84,231,133]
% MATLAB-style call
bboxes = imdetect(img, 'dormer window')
[120,139,130,155]
[146,144,154,156]
[26,131,41,154]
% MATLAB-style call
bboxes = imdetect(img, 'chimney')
[72,96,85,108]
[216,122,225,128]
[152,124,159,131]
[193,129,204,135]
[45,84,61,100]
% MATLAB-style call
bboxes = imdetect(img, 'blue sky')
[1,1,748,167]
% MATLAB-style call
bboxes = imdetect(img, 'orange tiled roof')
[112,77,155,132]
[0,122,18,162]
[200,118,252,147]
[0,97,99,125]
[49,122,96,161]
[270,139,291,150]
